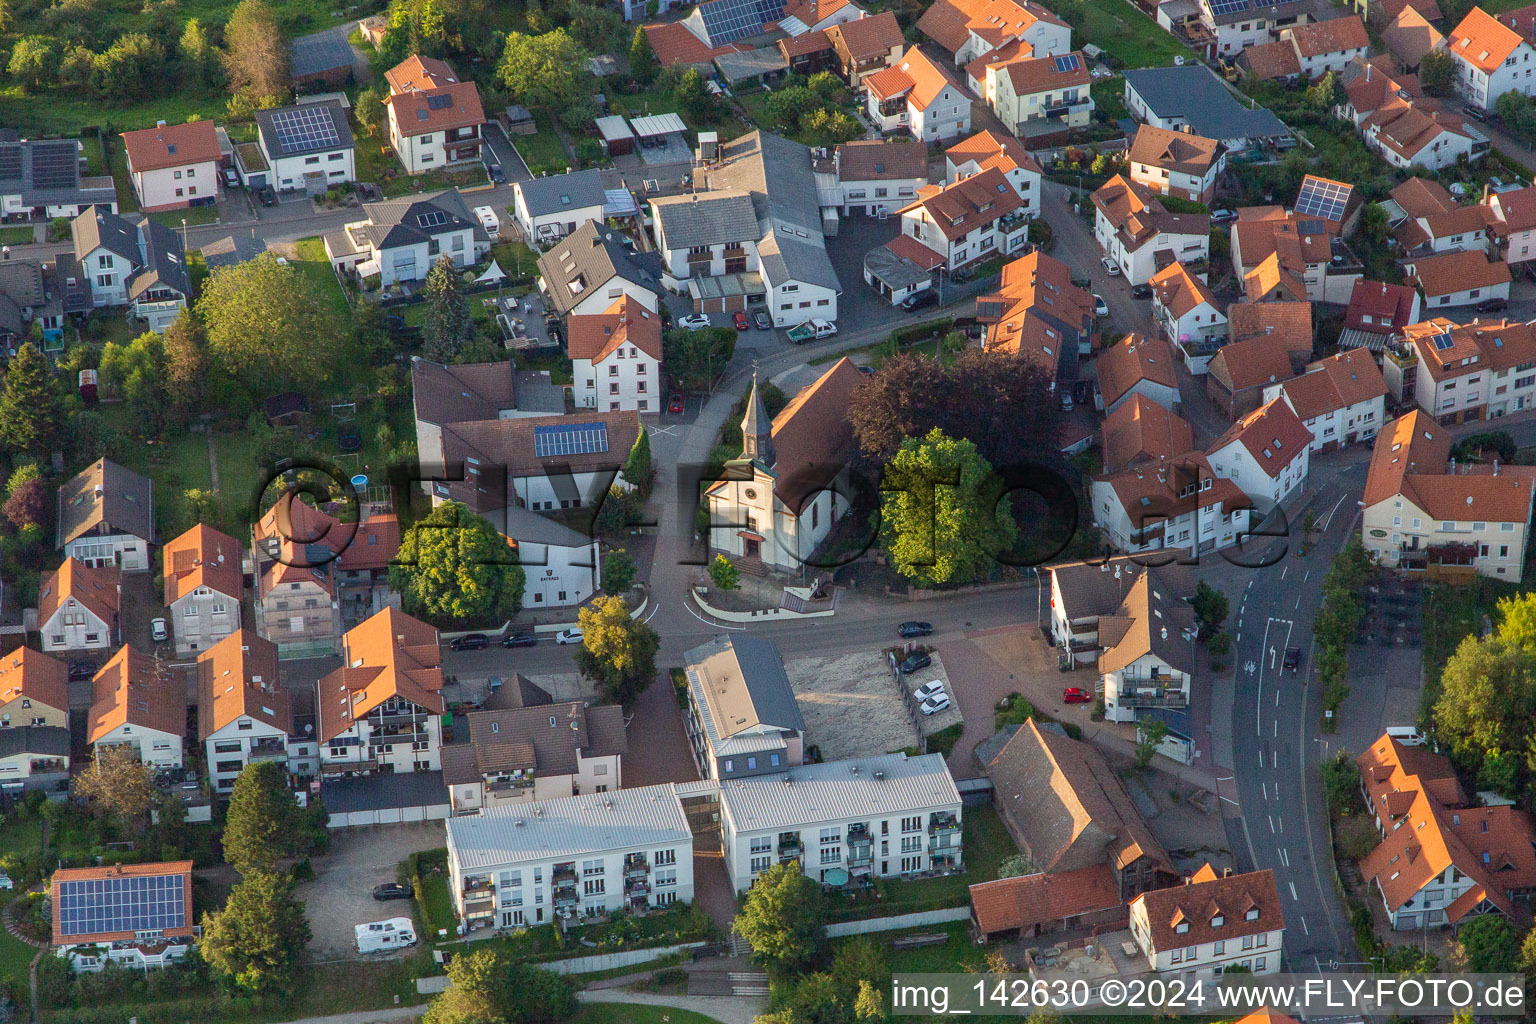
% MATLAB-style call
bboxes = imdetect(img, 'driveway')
[481,121,530,185]
[824,211,911,334]
[295,821,447,957]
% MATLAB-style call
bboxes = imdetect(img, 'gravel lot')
[296,821,446,958]
[783,649,958,761]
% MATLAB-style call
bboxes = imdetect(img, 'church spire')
[741,364,775,468]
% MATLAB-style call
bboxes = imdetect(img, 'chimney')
[1366,64,1372,82]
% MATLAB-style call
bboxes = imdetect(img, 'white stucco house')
[1206,397,1313,507]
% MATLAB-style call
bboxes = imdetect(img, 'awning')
[475,260,506,285]
[822,868,850,886]
[604,189,639,217]
[629,112,687,139]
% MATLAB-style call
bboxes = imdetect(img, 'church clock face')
[744,489,757,500]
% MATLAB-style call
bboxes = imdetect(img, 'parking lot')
[295,821,446,957]
[783,647,961,761]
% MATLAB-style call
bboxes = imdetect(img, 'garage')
[321,771,451,827]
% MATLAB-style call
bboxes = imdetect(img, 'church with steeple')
[704,358,866,574]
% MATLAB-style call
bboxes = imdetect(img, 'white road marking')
[1262,782,1268,800]
[1281,566,1287,581]
[1304,570,1310,583]
[1269,815,1275,834]
[1320,492,1348,531]
[1221,795,1240,806]
[1273,719,1277,737]
[1257,749,1264,769]
[642,602,661,626]
[1275,689,1280,707]
[684,599,744,630]
[1278,815,1284,833]
[1271,751,1277,768]
[1289,881,1299,901]
[1301,915,1310,936]
[1296,594,1302,609]
[1257,618,1274,736]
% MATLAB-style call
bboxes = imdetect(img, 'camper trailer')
[356,918,416,953]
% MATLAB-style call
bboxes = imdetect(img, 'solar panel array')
[30,141,79,191]
[1433,332,1456,351]
[427,93,454,110]
[269,105,341,155]
[416,210,448,228]
[1296,176,1352,222]
[57,873,186,938]
[534,422,610,458]
[0,146,21,184]
[698,0,786,45]
[1207,0,1251,16]
[1053,54,1081,73]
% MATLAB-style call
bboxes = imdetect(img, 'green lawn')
[569,1003,724,1024]
[0,902,37,994]
[1077,0,1195,67]
[513,121,573,177]
[105,134,140,214]
[0,226,33,245]
[149,205,220,229]
[211,430,264,511]
[292,237,350,317]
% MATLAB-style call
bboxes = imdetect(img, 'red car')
[668,392,684,414]
[732,310,750,331]
[1063,687,1093,704]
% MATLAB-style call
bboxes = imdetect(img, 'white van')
[1385,725,1426,747]
[356,917,416,953]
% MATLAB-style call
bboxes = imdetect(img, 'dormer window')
[1245,908,1259,920]
[1211,914,1224,927]
[1175,922,1189,933]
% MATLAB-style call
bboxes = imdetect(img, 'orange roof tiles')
[566,296,663,363]
[643,21,754,65]
[1449,6,1529,73]
[1131,866,1282,953]
[197,629,289,740]
[1095,333,1178,408]
[1286,14,1369,57]
[0,649,68,717]
[52,862,195,945]
[1208,335,1296,394]
[1383,7,1445,64]
[868,46,961,109]
[163,523,242,606]
[764,357,866,511]
[121,121,219,172]
[1226,300,1313,354]
[1102,394,1195,471]
[1243,252,1310,303]
[825,10,904,61]
[1092,174,1210,253]
[897,166,1022,242]
[1279,349,1387,421]
[1128,124,1223,178]
[917,0,1063,54]
[969,864,1122,935]
[998,49,1091,97]
[1489,184,1536,233]
[1150,261,1217,321]
[1365,406,1536,522]
[1391,177,1458,219]
[88,645,185,744]
[946,129,1043,177]
[1408,249,1511,298]
[39,557,120,632]
[1210,397,1313,479]
[984,308,1070,374]
[316,607,443,743]
[1242,39,1303,80]
[1345,278,1418,333]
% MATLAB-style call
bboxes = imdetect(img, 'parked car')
[677,314,711,330]
[898,650,932,674]
[1283,647,1301,672]
[732,310,750,331]
[256,186,277,206]
[222,167,240,189]
[898,621,933,637]
[786,318,837,343]
[372,884,412,901]
[901,289,939,312]
[1130,283,1154,299]
[1100,257,1121,276]
[150,618,168,643]
[554,628,584,645]
[753,310,772,330]
[1478,297,1509,313]
[1093,294,1109,317]
[449,633,489,651]
[0,874,12,891]
[1063,686,1093,704]
[920,695,951,715]
[857,364,876,375]
[67,661,94,681]
[913,680,947,702]
[1211,209,1238,224]
[1060,391,1074,412]
[668,392,685,413]
[502,632,537,648]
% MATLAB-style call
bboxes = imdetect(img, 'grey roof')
[0,261,45,310]
[718,752,960,834]
[513,370,566,414]
[49,255,91,314]
[714,46,789,84]
[410,357,517,426]
[683,634,805,751]
[361,188,489,252]
[321,770,447,813]
[0,138,116,209]
[72,205,139,265]
[516,169,608,219]
[461,700,628,779]
[289,30,356,78]
[1048,556,1194,622]
[503,502,594,549]
[651,191,760,249]
[0,725,69,759]
[536,221,661,315]
[863,244,931,291]
[200,234,268,270]
[1121,66,1292,143]
[484,673,554,711]
[57,458,154,546]
[128,219,191,301]
[255,100,355,159]
[446,782,692,870]
[594,115,634,143]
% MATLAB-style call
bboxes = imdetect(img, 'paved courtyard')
[783,650,921,761]
[296,821,447,957]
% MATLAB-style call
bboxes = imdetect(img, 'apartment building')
[1129,865,1285,976]
[831,139,928,217]
[162,523,242,656]
[1091,453,1254,559]
[252,495,343,658]
[1091,175,1210,285]
[441,701,627,813]
[864,47,972,141]
[88,646,185,769]
[683,634,805,781]
[980,50,1094,133]
[718,752,963,891]
[384,55,484,174]
[1045,556,1195,668]
[916,0,1071,68]
[1095,571,1199,731]
[1391,316,1536,422]
[1483,183,1536,266]
[567,296,662,413]
[1128,125,1225,204]
[445,783,696,931]
[1263,349,1388,452]
[895,167,1032,270]
[1447,6,1536,113]
[197,630,293,793]
[1206,397,1314,507]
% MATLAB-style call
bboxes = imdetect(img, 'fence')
[825,906,971,937]
[538,941,709,976]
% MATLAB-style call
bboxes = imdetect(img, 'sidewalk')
[576,990,766,1024]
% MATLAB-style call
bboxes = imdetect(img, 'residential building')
[1356,732,1536,927]
[683,634,805,782]
[1447,6,1536,112]
[69,207,190,331]
[56,458,153,572]
[1206,397,1314,507]
[831,139,928,217]
[1367,100,1485,170]
[1121,66,1293,150]
[445,783,695,931]
[1393,201,1492,257]
[1264,349,1387,451]
[512,169,608,245]
[536,221,664,317]
[705,360,863,572]
[1091,175,1210,285]
[314,607,445,777]
[1337,277,1421,352]
[1102,394,1195,472]
[252,495,344,658]
[976,248,1096,388]
[945,130,1043,206]
[497,504,603,610]
[1484,183,1536,266]
[410,357,563,473]
[1407,248,1511,308]
[1361,408,1536,577]
[0,649,68,729]
[1095,333,1180,415]
[325,188,492,286]
[1127,125,1225,204]
[1092,457,1254,571]
[1128,864,1284,976]
[894,167,1031,270]
[1337,54,1423,123]
[1244,15,1370,80]
[51,863,196,971]
[1205,335,1297,418]
[1296,176,1359,237]
[1191,0,1307,58]
[1095,572,1200,737]
[969,864,1124,943]
[0,259,70,353]
[824,11,905,83]
[779,30,838,75]
[0,137,116,218]
[1045,556,1195,667]
[38,558,119,654]
[1232,207,1358,304]
[255,101,356,194]
[864,47,972,141]
[916,0,1072,68]
[650,190,761,292]
[719,751,963,890]
[120,121,219,212]
[1392,316,1536,422]
[986,718,1177,897]
[1150,261,1225,347]
[441,701,628,813]
[980,50,1094,134]
[1224,300,1314,366]
[197,630,293,793]
[0,726,69,786]
[88,645,185,768]
[384,55,484,174]
[778,0,867,37]
[568,296,662,412]
[162,523,242,656]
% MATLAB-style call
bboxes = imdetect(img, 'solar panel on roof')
[1296,176,1352,222]
[29,142,79,191]
[1433,332,1455,350]
[1208,0,1250,15]
[427,94,454,110]
[56,873,187,938]
[534,422,610,458]
[416,210,448,228]
[1052,54,1081,73]
[0,146,21,184]
[696,0,787,45]
[269,105,342,155]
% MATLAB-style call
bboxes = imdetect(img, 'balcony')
[998,209,1032,234]
[553,887,579,909]
[929,812,960,835]
[247,738,287,761]
[1385,345,1418,370]
[461,876,493,898]
[625,876,650,896]
[487,775,534,793]
[624,855,650,879]
[1040,98,1093,120]
[1117,688,1188,709]
[778,837,803,859]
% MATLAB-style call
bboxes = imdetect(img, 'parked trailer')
[356,917,416,953]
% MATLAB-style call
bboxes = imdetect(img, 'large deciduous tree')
[100,331,171,436]
[196,252,340,399]
[422,948,577,1024]
[202,870,310,995]
[388,501,526,625]
[422,256,474,363]
[74,746,157,825]
[3,464,48,531]
[662,327,735,391]
[574,594,658,706]
[734,862,828,978]
[222,0,290,103]
[498,30,588,122]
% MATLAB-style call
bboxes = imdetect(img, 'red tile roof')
[88,645,185,744]
[1095,333,1178,408]
[1365,406,1536,522]
[1102,394,1195,471]
[969,864,1122,935]
[946,129,1043,177]
[197,629,288,740]
[163,523,242,606]
[39,558,119,632]
[1408,249,1511,298]
[1208,335,1296,394]
[1448,5,1531,73]
[1344,278,1419,334]
[1000,50,1091,97]
[1286,14,1369,57]
[52,862,195,945]
[1128,124,1223,178]
[825,10,903,61]
[1209,397,1313,478]
[316,607,443,743]
[1279,349,1387,421]
[916,0,1063,54]
[1131,866,1282,953]
[0,649,68,717]
[897,166,1022,242]
[566,296,663,362]
[121,121,220,172]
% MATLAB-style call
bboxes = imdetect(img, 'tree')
[1192,581,1230,637]
[676,66,710,120]
[223,0,290,103]
[1518,921,1536,974]
[423,949,577,1024]
[663,327,735,391]
[100,331,171,436]
[0,342,62,458]
[1304,71,1337,112]
[708,553,740,591]
[498,30,588,119]
[602,548,636,593]
[179,18,218,86]
[575,594,659,706]
[202,870,310,995]
[1418,49,1455,96]
[3,464,47,531]
[734,861,828,978]
[223,761,303,876]
[765,85,819,130]
[7,36,57,89]
[623,430,653,492]
[422,256,474,363]
[878,428,1017,589]
[196,252,341,399]
[1434,629,1536,789]
[800,108,859,148]
[73,746,156,824]
[1456,915,1521,973]
[997,853,1035,878]
[1135,719,1169,769]
[162,312,209,427]
[1496,91,1536,145]
[389,502,526,625]
[92,33,166,100]
[355,89,386,139]
[628,26,657,86]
